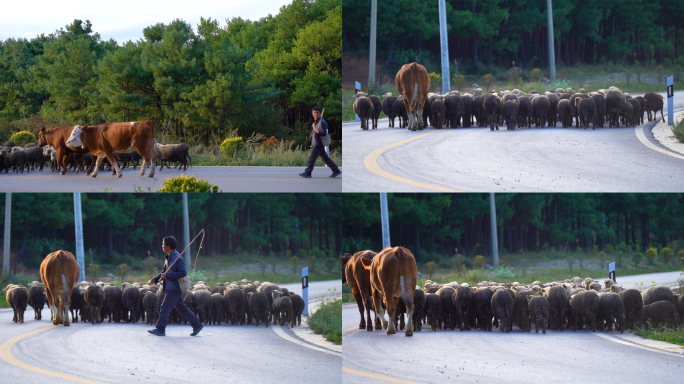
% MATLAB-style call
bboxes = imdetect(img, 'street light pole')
[380,193,390,249]
[183,193,191,271]
[369,0,377,87]
[439,0,450,93]
[490,193,499,269]
[547,0,556,82]
[74,193,85,281]
[3,193,11,273]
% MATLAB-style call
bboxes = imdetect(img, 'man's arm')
[316,119,328,136]
[165,254,187,281]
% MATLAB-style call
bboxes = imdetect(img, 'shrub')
[425,261,438,279]
[634,61,644,83]
[308,295,341,344]
[259,258,267,277]
[624,69,631,85]
[529,68,543,82]
[219,137,244,157]
[308,255,317,273]
[671,117,684,143]
[567,256,575,272]
[656,65,664,83]
[428,72,442,91]
[495,267,515,279]
[290,256,299,274]
[187,270,206,282]
[597,251,606,269]
[118,263,130,283]
[87,263,100,281]
[261,136,281,150]
[9,131,36,146]
[325,257,336,273]
[157,175,219,192]
[679,249,684,263]
[143,257,157,276]
[508,65,522,86]
[661,247,674,264]
[452,73,465,90]
[632,252,643,267]
[269,255,278,274]
[645,247,657,264]
[473,255,486,270]
[483,74,495,91]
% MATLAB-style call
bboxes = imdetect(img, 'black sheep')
[627,98,642,126]
[570,290,599,332]
[517,96,532,128]
[194,289,213,325]
[620,102,634,127]
[353,94,374,130]
[247,292,270,327]
[3,140,14,147]
[424,293,442,331]
[452,286,473,331]
[411,289,425,332]
[473,287,494,331]
[528,295,549,334]
[472,95,487,127]
[576,97,597,130]
[6,285,29,323]
[84,285,105,325]
[224,288,245,325]
[491,289,513,333]
[382,93,398,127]
[209,292,222,324]
[483,94,501,131]
[272,290,295,328]
[533,95,551,128]
[393,98,408,128]
[157,144,191,172]
[393,296,407,330]
[544,286,568,331]
[369,95,382,129]
[462,94,474,127]
[643,92,665,122]
[642,300,678,329]
[3,148,28,173]
[122,286,142,324]
[444,93,464,128]
[501,100,519,131]
[70,286,87,323]
[289,293,305,326]
[436,287,457,330]
[28,284,46,320]
[143,291,159,325]
[642,286,675,306]
[423,94,433,127]
[597,292,626,333]
[513,290,533,332]
[635,96,646,124]
[546,93,560,127]
[102,285,122,323]
[430,96,446,129]
[605,90,625,127]
[591,94,606,128]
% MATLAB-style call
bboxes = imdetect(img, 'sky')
[0,0,293,43]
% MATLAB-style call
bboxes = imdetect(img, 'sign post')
[3,193,11,273]
[302,267,309,316]
[667,76,674,125]
[380,193,391,248]
[609,262,616,283]
[438,0,450,93]
[355,81,361,122]
[74,193,85,282]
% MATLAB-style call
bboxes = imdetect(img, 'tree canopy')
[0,0,341,146]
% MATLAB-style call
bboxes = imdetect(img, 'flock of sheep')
[354,86,665,132]
[0,141,191,175]
[3,279,304,329]
[393,277,682,334]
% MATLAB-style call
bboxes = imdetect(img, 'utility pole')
[547,0,556,82]
[490,193,499,269]
[183,193,191,271]
[380,193,390,248]
[439,0,450,93]
[3,193,10,273]
[369,0,377,87]
[74,193,85,281]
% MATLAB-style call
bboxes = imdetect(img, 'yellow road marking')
[343,366,426,384]
[0,325,108,384]
[342,326,358,334]
[362,129,460,192]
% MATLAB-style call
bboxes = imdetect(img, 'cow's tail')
[411,63,420,110]
[397,247,412,310]
[61,274,68,302]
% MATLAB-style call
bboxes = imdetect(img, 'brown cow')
[65,121,157,178]
[37,125,94,175]
[395,62,430,131]
[361,246,418,336]
[343,250,382,331]
[40,250,80,326]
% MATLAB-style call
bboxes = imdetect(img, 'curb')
[651,109,684,156]
[594,332,684,359]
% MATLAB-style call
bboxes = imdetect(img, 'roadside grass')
[672,117,684,143]
[635,325,684,347]
[189,143,342,167]
[0,295,8,308]
[342,283,354,303]
[308,291,342,344]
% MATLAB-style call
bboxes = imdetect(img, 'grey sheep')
[353,93,374,130]
[289,293,305,326]
[576,97,597,130]
[483,94,501,131]
[430,96,446,129]
[452,286,473,331]
[223,288,245,325]
[533,95,551,128]
[546,93,560,127]
[620,101,634,127]
[28,284,46,321]
[627,98,642,126]
[597,292,626,333]
[84,285,105,325]
[411,289,425,332]
[103,285,123,323]
[382,93,398,127]
[436,286,457,330]
[501,100,519,131]
[369,95,382,129]
[643,92,665,122]
[122,285,142,323]
[211,292,224,324]
[143,291,159,325]
[491,289,513,333]
[517,96,532,128]
[558,99,573,128]
[5,285,29,323]
[513,290,533,332]
[591,93,606,128]
[424,293,442,331]
[527,295,549,334]
[605,90,625,127]
[272,290,295,328]
[544,286,568,332]
[570,290,599,332]
[247,292,270,327]
[3,140,14,147]
[393,98,408,128]
[193,289,213,325]
[642,285,675,306]
[642,300,678,329]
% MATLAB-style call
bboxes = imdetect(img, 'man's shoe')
[148,329,165,336]
[298,173,312,178]
[191,323,205,336]
[330,170,342,178]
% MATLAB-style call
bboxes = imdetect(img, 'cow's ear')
[342,253,352,266]
[82,124,88,129]
[40,126,46,133]
[360,257,373,269]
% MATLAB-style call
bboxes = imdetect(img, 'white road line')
[271,325,341,357]
[634,108,684,161]
[593,333,684,359]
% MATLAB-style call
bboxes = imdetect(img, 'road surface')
[342,272,683,384]
[0,280,341,384]
[343,91,684,192]
[0,166,342,193]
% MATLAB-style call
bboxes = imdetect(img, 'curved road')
[0,280,341,384]
[343,91,684,192]
[342,271,684,384]
[0,166,342,193]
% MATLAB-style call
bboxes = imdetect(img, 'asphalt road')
[0,166,342,193]
[342,272,683,384]
[343,91,684,192]
[0,280,341,384]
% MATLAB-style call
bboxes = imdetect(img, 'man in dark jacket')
[299,107,341,178]
[147,236,204,336]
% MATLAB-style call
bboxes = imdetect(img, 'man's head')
[312,107,321,120]
[162,236,177,254]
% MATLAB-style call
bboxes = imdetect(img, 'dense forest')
[343,193,684,262]
[0,0,341,146]
[343,0,684,77]
[0,193,342,272]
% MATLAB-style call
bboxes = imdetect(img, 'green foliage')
[635,326,684,347]
[597,251,606,269]
[219,137,245,157]
[187,270,207,282]
[656,65,664,83]
[473,255,486,270]
[428,72,441,91]
[290,256,299,274]
[679,249,684,263]
[424,261,438,279]
[156,175,220,193]
[142,257,157,276]
[452,73,465,90]
[9,131,36,146]
[624,69,631,85]
[632,252,643,268]
[661,247,674,264]
[549,79,570,90]
[324,257,337,273]
[258,258,268,277]
[483,74,494,91]
[87,263,100,281]
[118,263,130,282]
[308,293,341,344]
[508,65,522,86]
[671,117,684,143]
[494,267,515,279]
[645,248,657,264]
[450,253,466,273]
[529,68,542,83]
[567,256,575,272]
[308,255,317,273]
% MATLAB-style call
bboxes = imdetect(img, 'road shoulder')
[652,110,684,156]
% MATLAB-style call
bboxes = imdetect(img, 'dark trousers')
[156,291,201,331]
[304,146,339,174]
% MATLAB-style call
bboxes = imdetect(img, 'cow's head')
[37,126,48,147]
[65,125,86,148]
